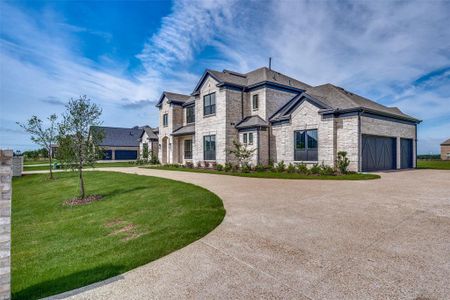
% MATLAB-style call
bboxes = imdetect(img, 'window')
[248,133,254,145]
[203,135,216,160]
[243,133,247,144]
[294,129,318,161]
[184,139,192,159]
[203,92,216,116]
[186,105,195,124]
[252,94,259,110]
[163,113,168,127]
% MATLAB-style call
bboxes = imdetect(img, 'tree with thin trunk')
[57,96,103,199]
[228,139,257,167]
[17,114,58,179]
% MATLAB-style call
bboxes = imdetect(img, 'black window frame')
[252,94,259,110]
[203,92,216,116]
[294,129,318,161]
[186,105,195,124]
[243,133,248,144]
[248,132,254,145]
[163,113,168,127]
[184,139,193,159]
[203,135,216,161]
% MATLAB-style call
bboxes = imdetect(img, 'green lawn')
[12,172,225,299]
[148,166,380,180]
[23,161,139,171]
[417,159,450,170]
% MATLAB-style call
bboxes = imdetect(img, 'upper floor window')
[252,94,259,110]
[186,105,195,124]
[203,92,216,116]
[163,113,168,127]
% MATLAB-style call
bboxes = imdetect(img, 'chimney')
[269,57,272,70]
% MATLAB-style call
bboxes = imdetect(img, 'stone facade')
[0,150,11,300]
[156,71,418,172]
[12,156,23,177]
[139,132,158,159]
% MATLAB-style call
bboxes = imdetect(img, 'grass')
[148,166,380,180]
[417,159,450,170]
[23,161,139,171]
[12,172,225,299]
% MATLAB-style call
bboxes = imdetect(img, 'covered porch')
[172,124,195,165]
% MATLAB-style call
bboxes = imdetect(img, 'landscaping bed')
[12,172,225,299]
[149,162,380,180]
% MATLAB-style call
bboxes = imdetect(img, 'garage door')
[400,138,413,169]
[362,135,396,171]
[114,150,137,160]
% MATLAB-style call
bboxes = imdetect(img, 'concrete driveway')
[54,168,450,300]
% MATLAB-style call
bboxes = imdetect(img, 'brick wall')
[441,145,450,160]
[0,150,12,300]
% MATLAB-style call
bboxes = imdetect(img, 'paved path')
[50,168,450,300]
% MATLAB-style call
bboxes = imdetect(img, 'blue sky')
[1,0,449,154]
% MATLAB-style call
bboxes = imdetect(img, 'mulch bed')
[64,195,103,206]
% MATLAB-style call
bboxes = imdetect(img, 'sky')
[1,0,449,154]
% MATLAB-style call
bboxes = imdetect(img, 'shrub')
[204,161,210,168]
[276,160,286,172]
[310,163,321,175]
[319,162,336,176]
[215,164,223,171]
[232,164,240,172]
[287,163,296,173]
[336,151,350,174]
[149,155,160,165]
[185,161,194,168]
[241,164,251,173]
[196,161,202,168]
[296,163,309,175]
[224,162,233,172]
[210,162,217,169]
[255,164,266,172]
[268,159,274,168]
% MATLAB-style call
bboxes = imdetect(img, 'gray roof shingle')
[236,115,269,129]
[92,126,143,147]
[156,91,191,107]
[441,138,450,145]
[142,127,158,140]
[172,124,195,136]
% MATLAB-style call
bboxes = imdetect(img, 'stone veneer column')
[0,150,12,300]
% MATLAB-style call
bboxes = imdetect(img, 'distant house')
[92,126,144,160]
[441,139,450,160]
[139,127,159,159]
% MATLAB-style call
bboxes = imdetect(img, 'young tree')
[57,96,103,199]
[17,114,58,179]
[228,139,257,167]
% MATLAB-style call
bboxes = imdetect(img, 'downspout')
[241,88,244,120]
[358,109,362,172]
[415,123,418,168]
[268,125,271,165]
[257,128,260,165]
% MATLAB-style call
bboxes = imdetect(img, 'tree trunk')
[48,149,53,179]
[79,166,85,199]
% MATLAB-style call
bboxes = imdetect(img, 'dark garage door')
[114,150,137,160]
[362,135,396,171]
[400,138,413,169]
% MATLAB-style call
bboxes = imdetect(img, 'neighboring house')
[139,126,159,159]
[441,139,450,160]
[49,143,58,158]
[156,67,421,172]
[92,126,144,160]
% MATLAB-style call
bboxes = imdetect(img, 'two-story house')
[155,67,420,172]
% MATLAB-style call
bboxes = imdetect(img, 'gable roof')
[172,124,195,136]
[191,67,310,95]
[140,126,158,140]
[92,126,143,147]
[155,91,191,108]
[441,138,450,146]
[269,93,332,122]
[236,115,269,130]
